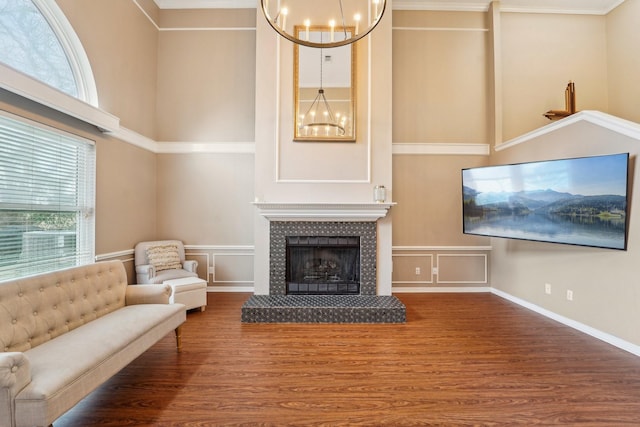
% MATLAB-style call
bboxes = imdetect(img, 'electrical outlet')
[415,267,421,275]
[432,267,438,275]
[545,283,552,295]
[566,290,574,301]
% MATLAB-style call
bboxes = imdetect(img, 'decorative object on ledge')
[261,0,386,48]
[544,81,577,120]
[374,185,386,203]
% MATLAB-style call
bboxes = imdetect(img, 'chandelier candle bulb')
[281,7,288,30]
[329,19,335,42]
[354,13,361,35]
[304,19,310,40]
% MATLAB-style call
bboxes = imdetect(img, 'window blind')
[0,111,95,282]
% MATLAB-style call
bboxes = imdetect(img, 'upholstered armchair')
[134,240,199,284]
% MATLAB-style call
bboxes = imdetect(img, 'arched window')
[0,0,98,106]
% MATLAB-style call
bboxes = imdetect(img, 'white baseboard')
[491,288,640,357]
[207,286,254,293]
[393,286,491,293]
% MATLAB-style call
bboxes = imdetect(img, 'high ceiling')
[153,0,624,15]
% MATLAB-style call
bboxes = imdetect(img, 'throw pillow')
[146,244,182,272]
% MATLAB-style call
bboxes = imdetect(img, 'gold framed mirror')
[294,25,356,142]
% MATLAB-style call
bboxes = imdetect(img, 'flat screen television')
[462,153,630,250]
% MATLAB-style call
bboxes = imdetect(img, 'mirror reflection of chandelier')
[299,41,347,137]
[261,0,387,48]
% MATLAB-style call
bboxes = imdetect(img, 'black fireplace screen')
[286,236,360,295]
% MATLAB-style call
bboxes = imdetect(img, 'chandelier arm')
[338,0,348,40]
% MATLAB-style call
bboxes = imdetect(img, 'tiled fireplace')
[241,203,406,323]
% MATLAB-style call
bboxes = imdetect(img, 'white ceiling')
[153,0,625,15]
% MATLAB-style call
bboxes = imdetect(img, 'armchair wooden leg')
[175,325,183,353]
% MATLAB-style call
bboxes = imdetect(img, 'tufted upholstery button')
[53,305,57,309]
[4,347,8,352]
[65,321,70,325]
[11,319,16,324]
[18,292,23,297]
[11,366,18,373]
[33,311,38,316]
[40,287,44,292]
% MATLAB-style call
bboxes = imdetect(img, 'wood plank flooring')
[55,292,640,426]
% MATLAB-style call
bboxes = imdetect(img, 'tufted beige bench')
[0,260,186,427]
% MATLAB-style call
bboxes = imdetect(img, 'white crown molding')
[105,125,257,154]
[154,0,256,8]
[109,126,157,151]
[496,110,640,152]
[393,142,490,156]
[156,142,256,154]
[393,0,623,14]
[394,1,490,12]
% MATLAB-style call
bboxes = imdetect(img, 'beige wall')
[392,11,489,144]
[607,0,640,124]
[156,154,254,245]
[155,9,256,142]
[501,12,608,141]
[392,155,488,246]
[56,0,159,139]
[490,120,640,346]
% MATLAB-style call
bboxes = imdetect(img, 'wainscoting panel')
[185,245,254,291]
[392,254,434,285]
[96,245,255,291]
[392,246,491,292]
[437,253,487,284]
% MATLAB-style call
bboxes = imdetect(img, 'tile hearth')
[241,295,406,323]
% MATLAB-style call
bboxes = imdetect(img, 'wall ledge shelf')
[496,110,640,152]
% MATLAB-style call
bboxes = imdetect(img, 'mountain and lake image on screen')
[462,153,630,250]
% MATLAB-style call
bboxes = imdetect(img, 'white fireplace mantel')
[254,202,396,222]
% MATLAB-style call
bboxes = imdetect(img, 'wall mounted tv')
[462,153,630,250]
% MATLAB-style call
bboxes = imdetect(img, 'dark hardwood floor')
[55,292,640,426]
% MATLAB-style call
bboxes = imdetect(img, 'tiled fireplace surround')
[241,204,406,323]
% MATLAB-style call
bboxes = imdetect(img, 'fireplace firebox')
[286,236,360,295]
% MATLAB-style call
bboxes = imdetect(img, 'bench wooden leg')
[175,325,183,353]
[200,306,206,312]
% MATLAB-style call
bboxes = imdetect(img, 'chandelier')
[261,0,387,48]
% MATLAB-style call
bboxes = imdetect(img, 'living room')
[1,0,640,424]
